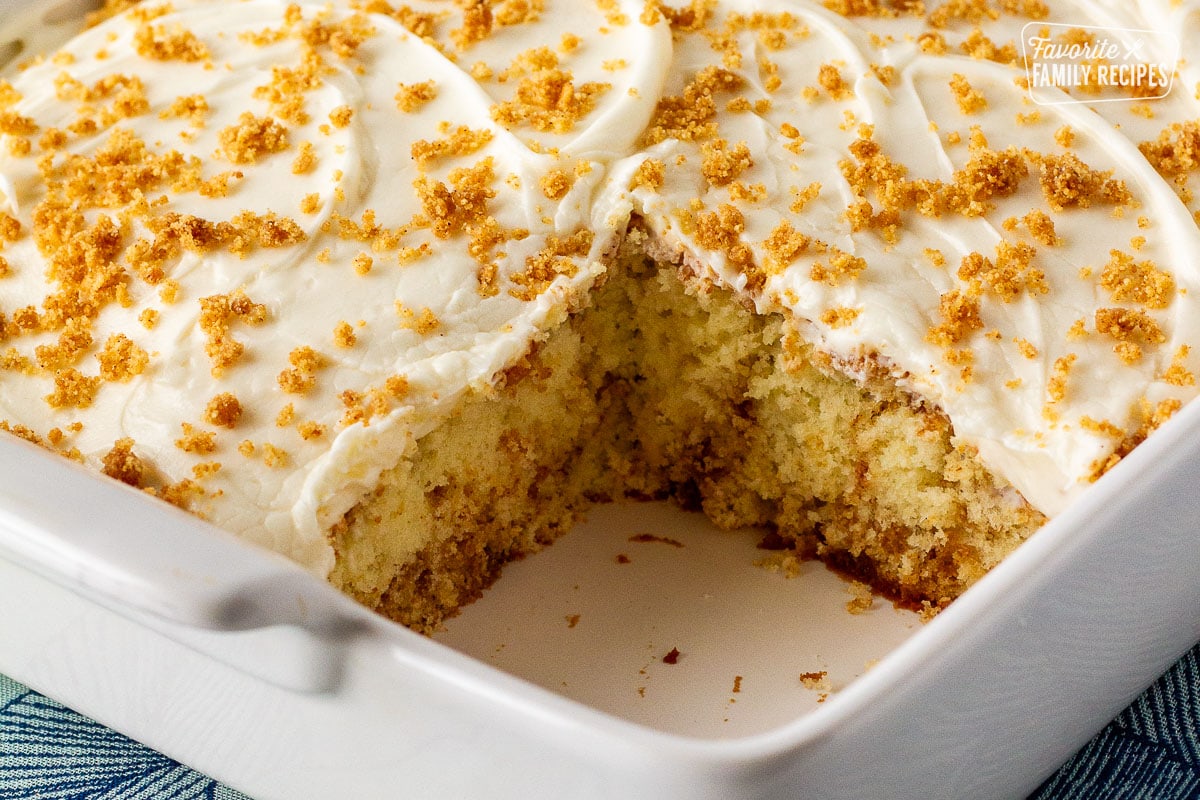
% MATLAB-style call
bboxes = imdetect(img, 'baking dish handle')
[0,434,356,633]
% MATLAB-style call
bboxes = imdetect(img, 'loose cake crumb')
[799,671,830,691]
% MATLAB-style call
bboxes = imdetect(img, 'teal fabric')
[0,674,249,799]
[3,646,1200,798]
[1031,644,1200,799]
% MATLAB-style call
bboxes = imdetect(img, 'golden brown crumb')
[96,333,150,382]
[413,158,497,239]
[957,241,1048,302]
[762,220,811,272]
[176,422,217,454]
[1099,249,1175,309]
[396,303,442,334]
[1138,121,1200,181]
[203,393,243,429]
[700,139,753,187]
[1094,307,1165,364]
[261,442,289,468]
[328,105,353,129]
[506,229,593,300]
[101,437,146,487]
[809,247,867,287]
[411,125,493,169]
[1163,345,1196,387]
[395,80,438,112]
[818,63,852,100]
[694,204,762,289]
[641,66,743,146]
[46,369,102,410]
[1036,152,1131,211]
[133,23,211,62]
[539,168,573,200]
[629,158,666,191]
[1046,353,1077,404]
[334,320,357,348]
[276,403,296,427]
[491,55,610,134]
[198,289,268,377]
[927,289,983,346]
[1022,210,1058,246]
[799,670,830,691]
[277,345,326,394]
[159,94,210,126]
[292,141,317,174]
[820,307,861,328]
[949,73,986,114]
[219,112,289,165]
[846,580,874,613]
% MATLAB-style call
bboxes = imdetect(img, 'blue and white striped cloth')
[3,645,1199,799]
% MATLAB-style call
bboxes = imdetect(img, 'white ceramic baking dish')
[3,378,1200,800]
[2,1,1200,797]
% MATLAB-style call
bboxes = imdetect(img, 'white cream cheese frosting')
[0,0,1197,573]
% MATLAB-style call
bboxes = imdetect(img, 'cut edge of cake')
[329,224,1047,634]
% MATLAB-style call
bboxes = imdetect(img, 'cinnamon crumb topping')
[411,125,494,169]
[204,392,243,428]
[1035,152,1131,211]
[218,112,289,165]
[328,105,353,129]
[413,158,496,238]
[396,304,441,334]
[817,63,851,100]
[175,422,217,454]
[957,241,1048,302]
[333,320,357,348]
[1163,346,1196,387]
[197,289,268,376]
[700,139,753,187]
[46,368,102,410]
[1098,249,1174,309]
[539,168,573,200]
[762,220,810,273]
[277,345,325,393]
[820,307,861,328]
[1094,307,1165,364]
[629,158,665,191]
[292,141,317,174]
[641,66,743,145]
[927,289,983,346]
[276,403,295,427]
[505,229,593,300]
[491,54,610,134]
[395,80,438,112]
[96,332,149,381]
[949,73,986,114]
[101,437,146,487]
[1046,353,1077,404]
[133,23,211,62]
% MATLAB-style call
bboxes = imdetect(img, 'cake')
[1,0,1197,633]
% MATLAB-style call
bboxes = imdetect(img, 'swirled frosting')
[0,0,1197,573]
